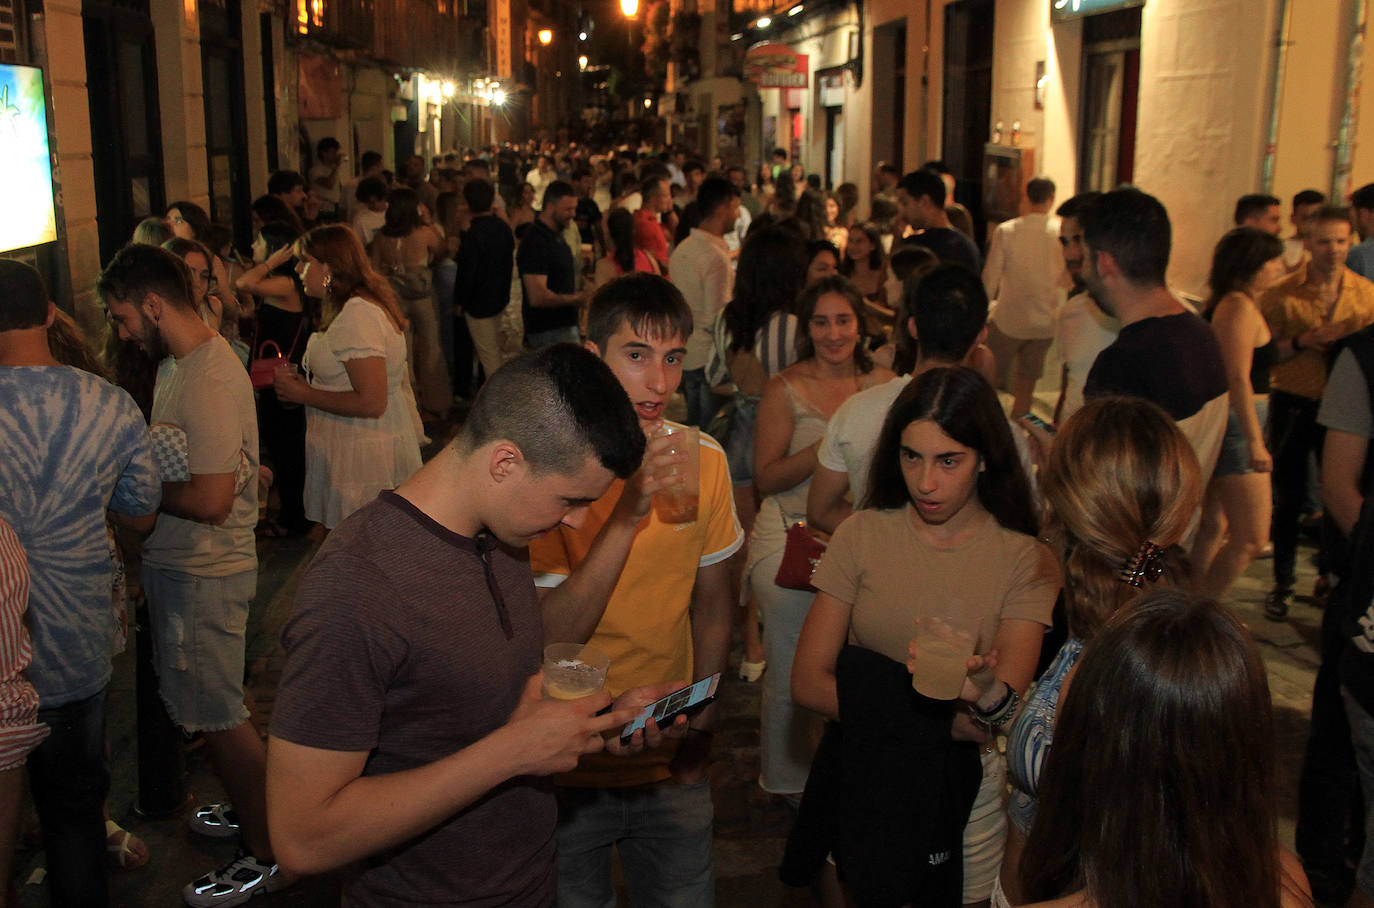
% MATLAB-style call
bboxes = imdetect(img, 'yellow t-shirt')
[530,425,743,786]
[1262,265,1374,401]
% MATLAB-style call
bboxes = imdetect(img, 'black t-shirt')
[272,492,555,906]
[1083,311,1228,421]
[516,219,579,334]
[898,228,981,274]
[457,214,515,319]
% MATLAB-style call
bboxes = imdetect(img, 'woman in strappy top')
[745,274,894,802]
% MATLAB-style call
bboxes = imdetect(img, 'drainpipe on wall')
[1260,0,1292,194]
[1333,0,1368,202]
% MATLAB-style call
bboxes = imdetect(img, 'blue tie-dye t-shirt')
[0,366,161,706]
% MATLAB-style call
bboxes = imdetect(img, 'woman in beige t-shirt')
[793,366,1058,907]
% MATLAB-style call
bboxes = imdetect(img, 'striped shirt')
[0,518,49,769]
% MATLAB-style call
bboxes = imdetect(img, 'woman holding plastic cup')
[790,367,1058,906]
[745,275,894,802]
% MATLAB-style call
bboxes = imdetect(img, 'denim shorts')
[140,566,254,733]
[1213,398,1269,478]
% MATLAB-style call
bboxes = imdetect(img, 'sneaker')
[189,803,240,838]
[739,659,766,683]
[1264,587,1291,621]
[183,850,283,907]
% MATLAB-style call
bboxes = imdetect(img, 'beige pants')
[465,312,505,383]
[400,289,451,418]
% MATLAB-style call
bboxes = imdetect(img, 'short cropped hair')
[695,177,740,221]
[460,344,644,479]
[1081,187,1171,287]
[542,180,576,210]
[1352,183,1374,213]
[0,259,50,331]
[96,243,196,312]
[360,150,383,171]
[1027,178,1056,205]
[1313,206,1354,229]
[586,272,693,353]
[1293,189,1326,209]
[911,263,990,364]
[268,170,307,196]
[683,159,705,176]
[1056,191,1102,221]
[355,176,389,204]
[316,137,341,158]
[463,178,496,214]
[898,169,946,207]
[1233,193,1281,225]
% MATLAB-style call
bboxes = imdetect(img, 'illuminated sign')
[1051,0,1144,21]
[745,43,808,89]
[0,64,56,252]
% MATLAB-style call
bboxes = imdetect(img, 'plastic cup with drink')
[542,643,610,700]
[910,614,984,701]
[653,424,700,524]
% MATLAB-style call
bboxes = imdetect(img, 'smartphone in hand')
[620,674,721,743]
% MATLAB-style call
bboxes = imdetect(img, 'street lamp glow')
[578,54,588,70]
[579,30,587,40]
[643,97,652,108]
[755,16,771,27]
[441,81,455,97]
[538,28,553,45]
[620,0,638,17]
[788,4,803,15]
[492,88,507,106]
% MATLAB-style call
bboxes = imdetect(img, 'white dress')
[302,297,423,528]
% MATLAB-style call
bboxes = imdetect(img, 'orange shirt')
[1262,265,1374,400]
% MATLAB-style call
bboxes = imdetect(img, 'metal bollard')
[134,599,186,817]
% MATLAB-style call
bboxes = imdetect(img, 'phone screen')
[620,674,721,741]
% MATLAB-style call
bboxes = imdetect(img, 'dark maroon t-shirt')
[271,491,554,906]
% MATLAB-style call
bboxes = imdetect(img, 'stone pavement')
[11,433,1335,906]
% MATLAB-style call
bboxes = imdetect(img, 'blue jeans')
[681,368,721,431]
[555,777,716,907]
[28,691,109,906]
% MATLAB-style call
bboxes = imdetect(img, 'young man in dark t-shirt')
[894,169,981,274]
[267,347,687,906]
[457,177,515,383]
[1079,187,1229,482]
[518,181,586,349]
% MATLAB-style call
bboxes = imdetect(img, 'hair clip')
[1119,541,1166,588]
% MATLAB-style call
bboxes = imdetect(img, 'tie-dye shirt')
[0,366,160,706]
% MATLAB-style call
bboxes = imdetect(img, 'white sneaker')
[188,803,240,838]
[183,850,283,906]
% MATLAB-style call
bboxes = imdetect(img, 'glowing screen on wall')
[0,64,56,252]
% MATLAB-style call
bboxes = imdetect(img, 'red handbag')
[774,520,828,591]
[249,340,284,390]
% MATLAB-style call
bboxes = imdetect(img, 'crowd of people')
[6,132,1374,908]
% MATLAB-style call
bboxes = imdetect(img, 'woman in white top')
[274,225,423,530]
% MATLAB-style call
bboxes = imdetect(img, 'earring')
[323,274,333,295]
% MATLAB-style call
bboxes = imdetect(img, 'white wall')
[1133,0,1279,294]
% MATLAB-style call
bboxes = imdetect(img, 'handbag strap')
[282,314,305,361]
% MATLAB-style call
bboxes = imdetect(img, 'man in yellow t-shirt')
[529,272,742,906]
[1260,206,1374,618]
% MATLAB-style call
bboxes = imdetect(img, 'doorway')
[1078,7,1141,192]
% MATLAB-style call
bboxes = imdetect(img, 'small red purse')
[774,520,828,591]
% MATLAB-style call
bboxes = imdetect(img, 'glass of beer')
[653,424,700,524]
[910,615,981,700]
[542,643,610,700]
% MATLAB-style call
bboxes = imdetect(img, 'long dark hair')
[863,366,1038,537]
[795,189,829,241]
[1204,226,1284,315]
[607,208,637,274]
[167,200,212,242]
[723,227,808,354]
[379,187,424,237]
[1021,591,1284,908]
[841,221,884,272]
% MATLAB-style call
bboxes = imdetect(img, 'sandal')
[739,660,767,683]
[106,819,150,871]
